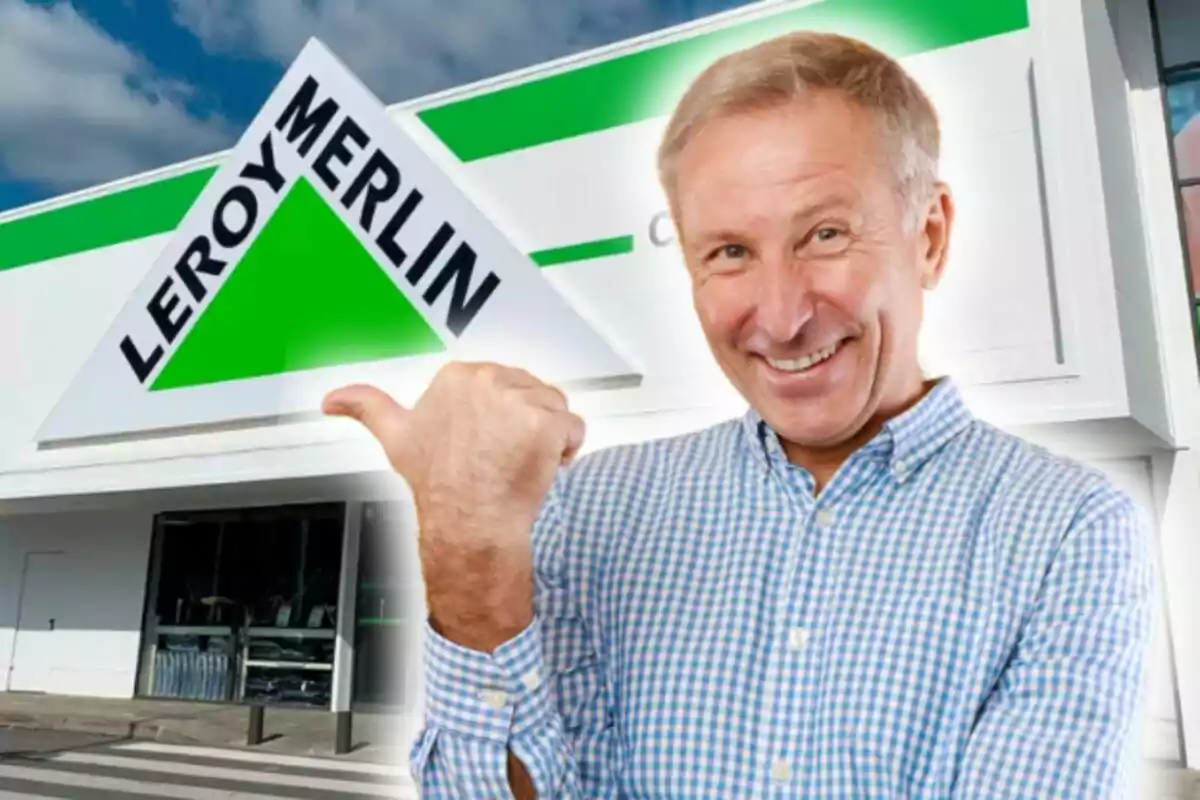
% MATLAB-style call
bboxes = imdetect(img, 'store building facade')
[3,0,1200,770]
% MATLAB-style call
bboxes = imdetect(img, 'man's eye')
[709,244,748,261]
[805,226,850,255]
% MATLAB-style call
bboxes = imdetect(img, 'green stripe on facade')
[0,163,632,274]
[0,0,1027,272]
[0,167,217,272]
[417,0,1029,162]
[530,235,635,266]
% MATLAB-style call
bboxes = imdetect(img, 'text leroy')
[120,74,501,384]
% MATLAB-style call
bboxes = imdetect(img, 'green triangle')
[152,177,445,391]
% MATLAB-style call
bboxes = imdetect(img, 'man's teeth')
[767,343,840,373]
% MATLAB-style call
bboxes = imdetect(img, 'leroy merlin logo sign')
[120,74,497,388]
[38,39,636,444]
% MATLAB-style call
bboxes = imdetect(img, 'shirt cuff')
[423,613,553,744]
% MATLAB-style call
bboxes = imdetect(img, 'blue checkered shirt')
[409,379,1155,798]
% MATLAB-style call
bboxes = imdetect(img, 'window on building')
[1151,0,1200,334]
[136,502,345,707]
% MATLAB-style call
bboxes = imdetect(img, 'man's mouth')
[765,340,843,373]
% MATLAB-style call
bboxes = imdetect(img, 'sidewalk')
[0,693,417,764]
[4,693,1196,796]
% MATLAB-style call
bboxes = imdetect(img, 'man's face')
[674,90,950,450]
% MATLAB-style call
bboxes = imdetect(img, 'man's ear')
[918,182,954,290]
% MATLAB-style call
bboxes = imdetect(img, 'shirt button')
[894,459,908,476]
[520,667,541,691]
[770,758,792,783]
[787,627,809,650]
[480,688,508,710]
[815,509,835,527]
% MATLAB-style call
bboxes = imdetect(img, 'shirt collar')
[740,376,974,483]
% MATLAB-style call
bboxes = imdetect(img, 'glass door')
[136,502,345,707]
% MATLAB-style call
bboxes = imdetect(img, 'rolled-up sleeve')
[409,473,617,798]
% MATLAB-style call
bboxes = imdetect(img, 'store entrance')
[136,502,345,708]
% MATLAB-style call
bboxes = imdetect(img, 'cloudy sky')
[0,0,753,215]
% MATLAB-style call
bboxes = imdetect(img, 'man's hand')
[322,362,586,652]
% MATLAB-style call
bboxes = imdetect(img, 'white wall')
[0,509,153,698]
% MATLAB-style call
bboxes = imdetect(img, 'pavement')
[0,728,416,798]
[0,693,418,766]
[2,694,1199,797]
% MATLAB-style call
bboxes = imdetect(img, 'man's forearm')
[424,538,536,651]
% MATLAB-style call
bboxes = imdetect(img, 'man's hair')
[657,30,941,233]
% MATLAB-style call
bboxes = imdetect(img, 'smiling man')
[323,31,1155,798]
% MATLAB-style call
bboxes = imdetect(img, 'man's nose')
[756,258,814,342]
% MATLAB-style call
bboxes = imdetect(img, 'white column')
[1152,450,1200,766]
[331,502,362,713]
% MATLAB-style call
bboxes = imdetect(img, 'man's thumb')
[322,383,409,444]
